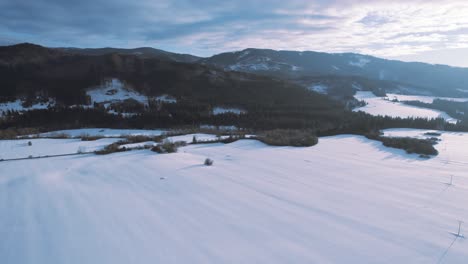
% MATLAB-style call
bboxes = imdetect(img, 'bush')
[257,129,318,147]
[125,135,164,143]
[95,143,127,155]
[48,133,70,139]
[379,137,438,155]
[0,128,41,139]
[81,135,103,141]
[151,140,186,154]
[424,132,442,136]
[204,158,214,166]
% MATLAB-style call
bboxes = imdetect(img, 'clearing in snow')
[0,129,467,263]
[354,91,458,123]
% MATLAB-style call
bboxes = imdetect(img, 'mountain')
[0,43,65,65]
[0,43,329,106]
[2,43,465,135]
[57,46,201,63]
[202,48,468,97]
[0,43,345,130]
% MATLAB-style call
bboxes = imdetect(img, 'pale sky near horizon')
[1,0,468,67]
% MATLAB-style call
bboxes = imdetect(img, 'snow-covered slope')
[386,94,468,104]
[354,91,458,123]
[0,131,467,263]
[87,79,148,106]
[0,99,55,116]
[212,107,246,115]
[307,84,328,94]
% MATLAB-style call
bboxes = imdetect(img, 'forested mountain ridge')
[2,43,468,135]
[202,48,468,97]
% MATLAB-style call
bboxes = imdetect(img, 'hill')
[202,48,468,97]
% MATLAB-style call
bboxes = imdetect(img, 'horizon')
[5,41,468,69]
[2,1,468,67]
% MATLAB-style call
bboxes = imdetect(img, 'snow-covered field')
[354,91,458,123]
[86,78,148,106]
[212,107,246,115]
[0,138,119,160]
[156,94,177,103]
[386,93,468,104]
[0,99,55,116]
[39,128,166,138]
[0,129,467,263]
[307,84,328,94]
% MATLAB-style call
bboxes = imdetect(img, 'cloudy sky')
[2,0,468,67]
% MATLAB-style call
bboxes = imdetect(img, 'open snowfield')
[212,107,246,115]
[0,138,120,160]
[39,128,166,138]
[0,99,55,116]
[354,91,458,123]
[0,129,467,263]
[86,78,148,106]
[386,94,468,104]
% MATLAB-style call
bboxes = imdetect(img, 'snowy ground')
[354,91,458,123]
[0,129,467,263]
[117,134,226,149]
[155,94,177,104]
[307,84,328,94]
[86,79,148,106]
[39,128,166,138]
[386,94,468,104]
[0,138,120,160]
[0,99,55,116]
[212,107,246,115]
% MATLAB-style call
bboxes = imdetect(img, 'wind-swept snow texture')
[0,130,467,263]
[354,91,458,123]
[0,138,119,160]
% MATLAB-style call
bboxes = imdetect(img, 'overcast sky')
[2,0,468,67]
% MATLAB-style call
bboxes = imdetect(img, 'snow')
[349,56,370,68]
[119,141,157,149]
[199,124,239,131]
[307,84,328,94]
[1,130,467,263]
[291,65,301,71]
[379,70,386,80]
[352,83,362,91]
[87,78,148,106]
[238,50,250,59]
[354,91,458,123]
[39,128,166,138]
[155,94,177,104]
[386,94,468,104]
[212,107,246,115]
[0,99,55,116]
[228,57,281,72]
[229,63,279,71]
[0,138,119,159]
[166,133,223,143]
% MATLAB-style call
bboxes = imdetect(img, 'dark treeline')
[2,103,468,136]
[403,99,468,122]
[3,44,468,139]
